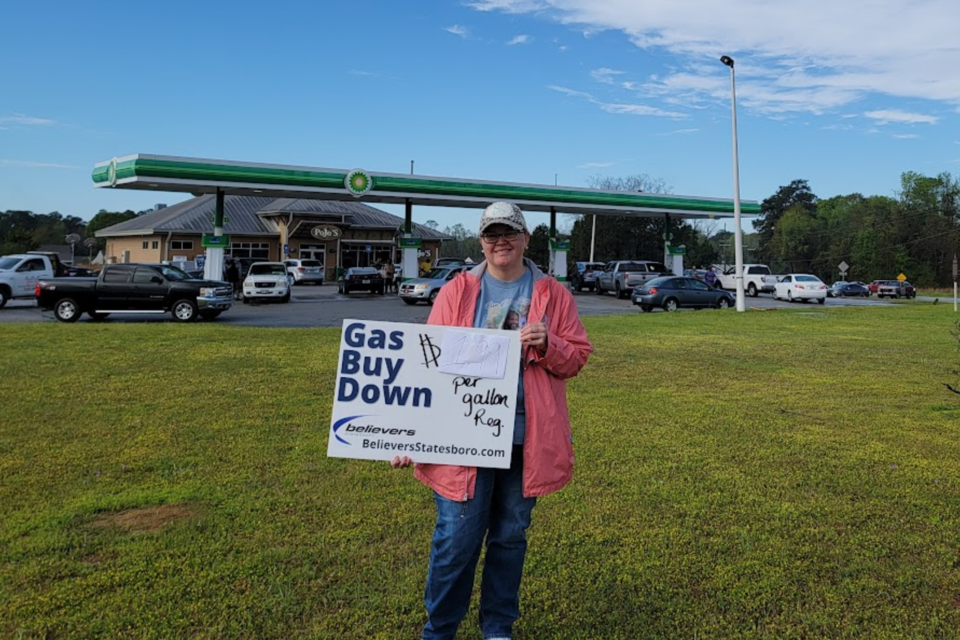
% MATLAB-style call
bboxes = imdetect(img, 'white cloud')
[469,0,960,116]
[864,109,938,125]
[591,68,623,84]
[349,69,378,77]
[444,25,469,38]
[579,162,614,169]
[0,114,56,125]
[652,128,699,136]
[507,34,530,45]
[549,85,686,118]
[466,0,546,12]
[0,158,76,169]
[892,133,919,139]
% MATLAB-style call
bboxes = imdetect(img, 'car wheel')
[748,282,758,297]
[596,282,605,295]
[663,298,680,312]
[818,297,825,305]
[54,298,81,322]
[787,291,793,302]
[378,287,385,295]
[281,291,290,303]
[343,286,350,295]
[0,287,9,309]
[615,282,628,299]
[428,290,439,305]
[717,297,731,310]
[402,298,418,305]
[640,305,653,313]
[88,312,110,321]
[171,299,198,322]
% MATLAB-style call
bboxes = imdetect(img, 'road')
[0,284,903,328]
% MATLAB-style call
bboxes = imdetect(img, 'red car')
[867,280,883,294]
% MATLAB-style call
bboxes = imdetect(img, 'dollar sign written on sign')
[419,334,441,368]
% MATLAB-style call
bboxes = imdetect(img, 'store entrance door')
[300,244,326,261]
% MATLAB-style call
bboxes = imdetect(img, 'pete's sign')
[311,225,342,240]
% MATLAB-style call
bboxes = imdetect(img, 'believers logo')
[331,414,417,445]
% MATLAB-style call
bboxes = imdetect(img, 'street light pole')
[721,55,746,312]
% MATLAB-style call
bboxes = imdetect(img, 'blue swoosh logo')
[332,414,374,445]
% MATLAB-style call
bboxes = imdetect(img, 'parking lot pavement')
[1,284,900,327]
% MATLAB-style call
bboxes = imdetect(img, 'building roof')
[95,195,451,240]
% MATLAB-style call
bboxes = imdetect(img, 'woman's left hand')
[520,321,548,353]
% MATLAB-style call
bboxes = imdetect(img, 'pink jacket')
[413,260,593,500]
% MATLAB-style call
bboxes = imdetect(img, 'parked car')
[631,276,736,312]
[867,280,883,294]
[877,280,916,299]
[832,282,870,298]
[242,262,291,304]
[596,260,671,298]
[36,263,234,322]
[338,267,384,295]
[399,265,467,305]
[435,257,467,268]
[569,261,605,292]
[773,274,828,304]
[827,281,848,297]
[284,258,325,285]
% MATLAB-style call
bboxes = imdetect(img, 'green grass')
[2,305,960,639]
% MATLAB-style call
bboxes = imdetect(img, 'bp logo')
[107,157,118,187]
[344,169,373,197]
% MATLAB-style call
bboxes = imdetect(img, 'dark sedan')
[832,282,870,297]
[338,267,385,295]
[631,276,735,312]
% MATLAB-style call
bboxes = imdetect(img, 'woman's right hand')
[390,455,413,468]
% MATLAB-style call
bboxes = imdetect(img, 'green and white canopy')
[93,154,760,220]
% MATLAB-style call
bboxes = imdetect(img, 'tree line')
[0,209,139,259]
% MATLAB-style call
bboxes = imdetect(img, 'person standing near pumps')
[391,201,593,640]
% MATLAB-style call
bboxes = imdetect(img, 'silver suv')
[284,259,325,285]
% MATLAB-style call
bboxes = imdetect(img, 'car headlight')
[277,280,287,286]
[243,280,254,288]
[200,287,217,296]
[414,284,428,290]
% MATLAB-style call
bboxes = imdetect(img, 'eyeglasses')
[480,230,521,244]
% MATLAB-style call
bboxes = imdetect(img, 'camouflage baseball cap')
[478,201,529,235]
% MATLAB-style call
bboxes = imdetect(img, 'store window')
[142,241,149,249]
[229,242,270,260]
[171,240,194,250]
[152,240,159,249]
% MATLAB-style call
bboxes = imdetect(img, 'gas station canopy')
[93,154,760,219]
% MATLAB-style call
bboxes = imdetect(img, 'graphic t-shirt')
[474,268,533,445]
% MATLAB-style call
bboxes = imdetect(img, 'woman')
[392,201,592,640]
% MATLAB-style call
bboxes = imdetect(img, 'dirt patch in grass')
[90,503,200,533]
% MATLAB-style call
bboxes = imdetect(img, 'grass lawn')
[2,304,960,639]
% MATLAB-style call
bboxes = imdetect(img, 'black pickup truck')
[36,263,235,322]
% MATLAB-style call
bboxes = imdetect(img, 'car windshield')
[250,264,287,276]
[349,268,378,276]
[159,265,189,281]
[424,268,452,279]
[796,275,821,283]
[0,257,22,270]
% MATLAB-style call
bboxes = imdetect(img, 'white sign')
[328,319,522,468]
[838,261,849,273]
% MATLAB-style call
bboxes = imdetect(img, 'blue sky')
[2,0,959,234]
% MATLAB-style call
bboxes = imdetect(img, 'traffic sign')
[897,273,907,282]
[838,261,848,273]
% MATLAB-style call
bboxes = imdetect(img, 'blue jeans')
[422,446,537,640]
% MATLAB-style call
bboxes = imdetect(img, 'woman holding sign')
[392,201,593,640]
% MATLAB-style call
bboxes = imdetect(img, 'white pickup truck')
[716,264,780,297]
[0,253,58,308]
